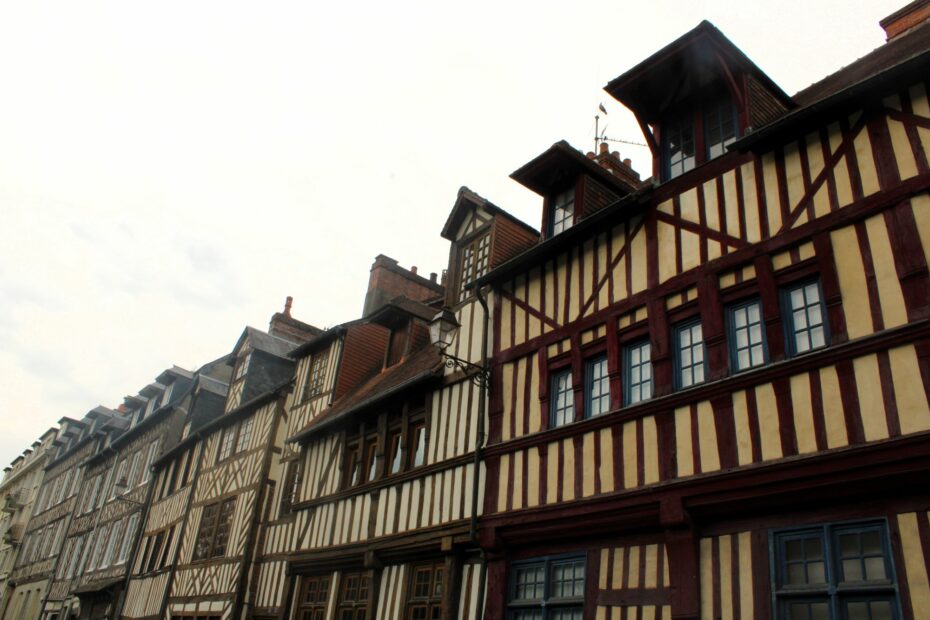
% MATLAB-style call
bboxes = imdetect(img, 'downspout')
[471,286,491,620]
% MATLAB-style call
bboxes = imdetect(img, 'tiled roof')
[289,345,442,443]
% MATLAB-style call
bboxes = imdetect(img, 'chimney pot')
[612,151,620,159]
[430,272,437,283]
[623,158,632,167]
[411,266,417,275]
[599,142,609,155]
[586,152,596,159]
[284,296,293,317]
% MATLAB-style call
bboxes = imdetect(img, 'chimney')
[594,146,642,189]
[269,297,321,344]
[362,255,445,317]
[881,0,930,41]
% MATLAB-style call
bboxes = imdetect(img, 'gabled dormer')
[510,141,641,241]
[441,186,539,302]
[366,295,436,370]
[605,20,794,183]
[225,327,300,412]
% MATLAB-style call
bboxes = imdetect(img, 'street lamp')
[112,478,146,507]
[429,309,489,387]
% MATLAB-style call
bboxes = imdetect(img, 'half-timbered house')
[48,366,196,620]
[157,308,319,620]
[475,6,930,620]
[120,359,232,620]
[0,428,58,619]
[265,196,536,620]
[5,409,121,620]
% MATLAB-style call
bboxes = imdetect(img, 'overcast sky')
[0,0,908,467]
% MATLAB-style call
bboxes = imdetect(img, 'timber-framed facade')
[476,10,930,620]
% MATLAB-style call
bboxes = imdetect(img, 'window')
[118,513,139,564]
[675,320,706,389]
[785,280,828,356]
[624,340,652,405]
[508,555,585,619]
[549,188,575,236]
[217,419,252,463]
[111,458,128,498]
[236,417,254,453]
[585,355,610,418]
[344,440,362,488]
[459,233,491,302]
[405,562,443,620]
[234,352,251,380]
[298,575,331,620]
[280,460,302,517]
[704,97,738,159]
[387,431,403,475]
[142,440,160,482]
[664,115,696,180]
[102,518,124,568]
[772,521,900,620]
[364,441,378,483]
[303,351,329,401]
[337,571,370,620]
[409,423,426,469]
[729,299,767,372]
[193,497,235,560]
[549,369,575,428]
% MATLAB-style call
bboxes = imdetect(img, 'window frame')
[623,339,653,406]
[673,318,707,390]
[192,497,236,561]
[457,230,492,303]
[336,570,371,620]
[298,574,332,620]
[548,187,576,237]
[549,367,575,428]
[404,561,444,620]
[727,298,768,373]
[584,354,610,418]
[782,279,830,358]
[302,350,330,402]
[507,553,586,620]
[770,520,901,620]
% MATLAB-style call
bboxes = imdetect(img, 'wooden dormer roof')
[511,140,640,197]
[604,20,793,127]
[440,186,538,242]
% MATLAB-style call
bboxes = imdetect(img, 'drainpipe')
[471,286,491,620]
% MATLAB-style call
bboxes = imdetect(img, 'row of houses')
[3,2,930,618]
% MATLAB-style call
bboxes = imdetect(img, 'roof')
[441,186,538,241]
[198,375,229,397]
[510,140,640,196]
[156,365,194,384]
[288,322,357,359]
[366,295,438,327]
[736,18,930,150]
[139,382,165,398]
[794,18,930,106]
[605,20,793,124]
[232,326,299,360]
[289,345,443,443]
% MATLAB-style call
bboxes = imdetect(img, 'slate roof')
[289,345,443,443]
[241,326,298,359]
[794,18,930,106]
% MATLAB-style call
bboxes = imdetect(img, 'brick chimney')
[269,297,322,344]
[881,0,930,41]
[594,142,642,188]
[362,254,445,316]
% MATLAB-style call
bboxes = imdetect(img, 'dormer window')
[663,93,739,181]
[234,352,251,381]
[458,232,490,302]
[549,188,575,236]
[664,117,696,179]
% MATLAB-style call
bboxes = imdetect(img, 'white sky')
[0,0,908,467]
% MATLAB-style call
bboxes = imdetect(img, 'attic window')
[458,232,490,302]
[549,188,575,236]
[234,352,251,381]
[662,93,738,181]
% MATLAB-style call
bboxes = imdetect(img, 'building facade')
[476,9,930,620]
[0,428,58,618]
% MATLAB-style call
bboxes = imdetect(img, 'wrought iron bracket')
[442,355,490,388]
